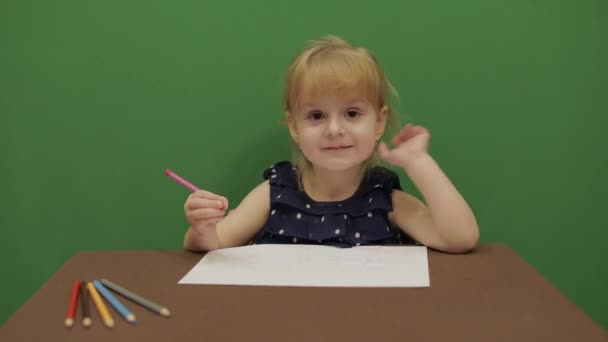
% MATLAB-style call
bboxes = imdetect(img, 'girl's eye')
[308,111,324,120]
[346,110,361,118]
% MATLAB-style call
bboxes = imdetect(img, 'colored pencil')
[86,282,114,328]
[64,280,80,328]
[165,169,199,192]
[80,281,92,328]
[93,280,136,323]
[100,278,171,317]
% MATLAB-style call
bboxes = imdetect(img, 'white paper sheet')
[178,244,430,287]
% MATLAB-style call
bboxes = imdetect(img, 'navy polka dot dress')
[252,161,418,248]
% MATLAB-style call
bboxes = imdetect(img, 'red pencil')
[64,280,80,327]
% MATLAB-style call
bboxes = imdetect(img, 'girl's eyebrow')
[298,99,369,111]
[298,106,323,114]
[300,103,319,109]
[347,99,368,106]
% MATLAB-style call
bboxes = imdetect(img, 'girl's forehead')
[297,93,371,108]
[294,86,373,109]
[291,67,379,110]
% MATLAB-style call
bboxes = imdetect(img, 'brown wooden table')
[1,244,606,341]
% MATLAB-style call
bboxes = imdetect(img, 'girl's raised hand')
[184,190,229,233]
[378,123,431,168]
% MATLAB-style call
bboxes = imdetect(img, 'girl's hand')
[184,190,229,234]
[378,123,431,168]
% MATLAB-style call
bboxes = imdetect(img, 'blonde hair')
[284,35,399,187]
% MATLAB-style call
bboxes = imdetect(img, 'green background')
[1,0,606,328]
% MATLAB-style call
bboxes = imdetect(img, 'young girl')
[183,36,479,253]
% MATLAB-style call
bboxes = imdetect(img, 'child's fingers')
[185,198,225,210]
[188,208,226,220]
[392,124,412,146]
[191,217,224,232]
[378,142,391,159]
[415,125,429,136]
[391,134,403,147]
[190,189,224,201]
[205,217,223,225]
[187,191,229,210]
[401,124,418,141]
[194,216,223,226]
[393,124,427,146]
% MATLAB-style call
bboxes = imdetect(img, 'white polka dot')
[321,216,325,222]
[334,229,340,234]
[272,169,276,173]
[367,212,373,217]
[369,197,373,203]
[306,203,311,208]
[374,184,381,188]
[279,229,284,234]
[271,209,276,215]
[276,194,282,199]
[292,166,297,171]
[343,214,347,220]
[293,237,298,243]
[355,232,360,239]
[356,242,361,246]
[271,174,277,178]
[386,226,390,231]
[296,213,302,219]
[338,204,342,207]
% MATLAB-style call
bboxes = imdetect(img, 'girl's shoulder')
[361,165,403,193]
[262,161,298,187]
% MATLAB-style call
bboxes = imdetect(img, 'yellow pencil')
[86,282,114,328]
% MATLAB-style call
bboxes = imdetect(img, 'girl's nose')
[325,116,345,136]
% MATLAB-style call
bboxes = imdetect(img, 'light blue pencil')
[93,280,136,323]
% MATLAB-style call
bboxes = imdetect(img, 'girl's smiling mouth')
[322,145,353,150]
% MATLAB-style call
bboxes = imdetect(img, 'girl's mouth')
[322,145,353,150]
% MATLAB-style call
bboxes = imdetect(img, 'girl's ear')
[286,111,299,144]
[376,106,389,139]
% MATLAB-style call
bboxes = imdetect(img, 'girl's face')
[288,93,387,172]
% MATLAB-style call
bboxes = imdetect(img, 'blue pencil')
[93,280,136,323]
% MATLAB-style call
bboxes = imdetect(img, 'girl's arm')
[184,181,270,251]
[379,124,479,253]
[388,153,479,253]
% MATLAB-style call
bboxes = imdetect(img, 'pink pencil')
[165,169,199,192]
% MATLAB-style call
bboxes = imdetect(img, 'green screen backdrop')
[1,0,606,328]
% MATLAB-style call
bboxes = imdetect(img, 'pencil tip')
[64,318,74,327]
[106,319,115,328]
[127,314,136,323]
[83,318,92,327]
[160,308,171,317]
